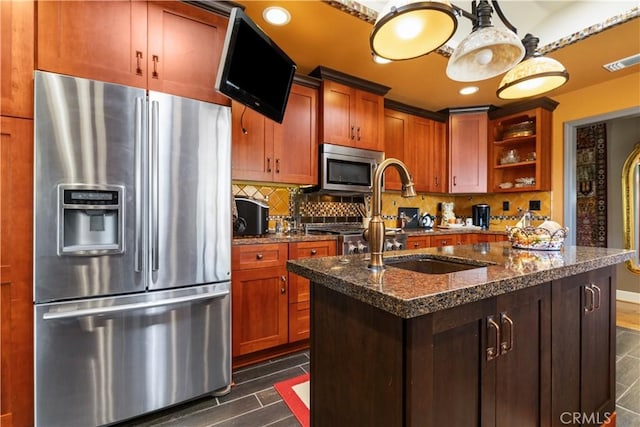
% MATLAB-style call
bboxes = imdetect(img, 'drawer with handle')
[232,243,288,270]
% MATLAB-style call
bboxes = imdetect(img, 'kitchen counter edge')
[286,242,634,319]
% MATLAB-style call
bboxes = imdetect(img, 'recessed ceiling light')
[459,86,479,95]
[263,6,291,26]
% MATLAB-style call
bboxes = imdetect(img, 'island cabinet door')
[409,283,551,427]
[494,283,551,427]
[551,267,615,426]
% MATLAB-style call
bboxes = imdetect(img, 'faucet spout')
[365,158,416,271]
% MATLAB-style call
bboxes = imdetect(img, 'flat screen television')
[215,7,296,124]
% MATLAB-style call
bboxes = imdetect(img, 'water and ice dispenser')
[58,184,124,255]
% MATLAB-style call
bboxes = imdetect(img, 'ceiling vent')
[603,53,640,72]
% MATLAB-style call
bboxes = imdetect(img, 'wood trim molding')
[309,65,391,96]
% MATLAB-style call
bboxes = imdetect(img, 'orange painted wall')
[550,72,640,222]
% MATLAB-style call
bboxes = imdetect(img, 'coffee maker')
[472,204,490,230]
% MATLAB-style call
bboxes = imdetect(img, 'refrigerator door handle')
[135,97,144,272]
[42,289,229,320]
[151,100,160,271]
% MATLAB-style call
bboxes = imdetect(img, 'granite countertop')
[233,227,506,245]
[287,242,634,319]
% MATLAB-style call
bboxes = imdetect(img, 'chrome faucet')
[364,158,416,271]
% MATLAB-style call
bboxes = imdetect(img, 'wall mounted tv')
[215,7,296,124]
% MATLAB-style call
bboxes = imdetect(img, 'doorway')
[563,106,640,300]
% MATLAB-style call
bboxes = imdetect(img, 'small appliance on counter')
[419,213,436,229]
[234,197,269,236]
[472,204,490,230]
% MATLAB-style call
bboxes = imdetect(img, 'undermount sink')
[386,257,488,274]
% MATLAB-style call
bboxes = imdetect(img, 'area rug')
[576,122,607,247]
[274,373,309,427]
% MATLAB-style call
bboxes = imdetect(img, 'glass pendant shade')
[370,0,457,61]
[497,34,569,99]
[446,26,525,81]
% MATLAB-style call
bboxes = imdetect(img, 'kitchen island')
[287,242,634,427]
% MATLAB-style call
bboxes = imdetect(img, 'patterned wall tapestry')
[576,123,607,247]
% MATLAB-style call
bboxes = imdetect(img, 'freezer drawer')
[34,283,231,427]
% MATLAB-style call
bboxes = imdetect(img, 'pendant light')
[370,0,458,61]
[446,1,524,82]
[497,33,569,99]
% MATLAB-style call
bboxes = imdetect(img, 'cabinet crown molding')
[309,66,390,96]
[384,99,447,123]
[489,97,559,120]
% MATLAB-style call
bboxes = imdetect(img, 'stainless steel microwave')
[319,144,384,193]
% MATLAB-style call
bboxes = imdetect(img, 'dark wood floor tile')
[154,395,262,427]
[617,331,640,356]
[220,367,306,404]
[617,355,640,387]
[116,395,220,426]
[618,379,640,414]
[266,415,302,426]
[616,406,640,427]
[256,387,283,406]
[233,353,309,384]
[211,401,295,426]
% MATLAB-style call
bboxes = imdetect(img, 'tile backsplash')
[233,182,552,231]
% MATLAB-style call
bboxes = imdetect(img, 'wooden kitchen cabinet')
[232,82,318,184]
[488,101,556,192]
[427,283,550,426]
[37,0,230,105]
[430,233,466,247]
[383,108,409,191]
[319,79,384,151]
[551,266,615,425]
[232,244,289,357]
[384,102,448,193]
[288,240,336,342]
[312,277,550,426]
[407,235,431,249]
[449,110,488,193]
[311,66,389,152]
[1,0,35,119]
[146,1,229,104]
[0,117,34,427]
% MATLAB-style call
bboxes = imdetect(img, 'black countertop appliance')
[234,197,269,236]
[472,204,490,230]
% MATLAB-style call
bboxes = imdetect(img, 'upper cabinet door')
[1,0,35,118]
[231,101,272,182]
[409,116,433,193]
[146,1,229,105]
[429,120,448,193]
[383,109,409,191]
[273,84,318,185]
[354,90,384,151]
[449,111,488,193]
[37,1,147,88]
[320,80,355,146]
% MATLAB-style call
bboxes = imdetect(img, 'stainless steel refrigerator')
[33,71,232,427]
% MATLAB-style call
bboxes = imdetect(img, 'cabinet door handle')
[357,127,361,141]
[281,275,287,294]
[592,284,601,310]
[267,157,272,172]
[487,315,501,361]
[453,176,457,186]
[275,158,280,174]
[413,242,419,248]
[434,176,439,187]
[350,126,355,140]
[256,253,263,260]
[152,55,159,79]
[500,312,514,355]
[310,249,317,255]
[584,286,595,313]
[135,51,143,76]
